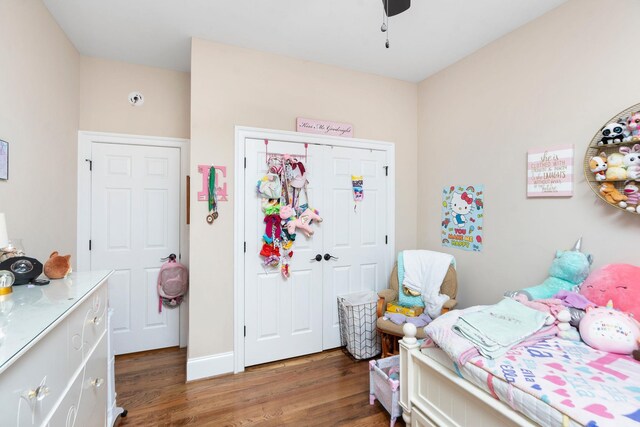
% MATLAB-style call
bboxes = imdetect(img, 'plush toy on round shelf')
[589,152,608,181]
[505,238,592,301]
[620,144,640,180]
[599,182,628,207]
[579,263,640,321]
[625,111,640,142]
[579,302,640,354]
[605,152,628,181]
[598,121,629,145]
[619,180,640,213]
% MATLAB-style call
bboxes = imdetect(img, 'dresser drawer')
[47,334,108,427]
[67,283,108,370]
[0,322,68,427]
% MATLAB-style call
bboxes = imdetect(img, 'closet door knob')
[324,254,338,261]
[310,254,322,262]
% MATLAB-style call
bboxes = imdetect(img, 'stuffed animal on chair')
[505,238,592,300]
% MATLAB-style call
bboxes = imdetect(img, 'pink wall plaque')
[197,165,228,202]
[296,117,353,138]
[527,145,574,197]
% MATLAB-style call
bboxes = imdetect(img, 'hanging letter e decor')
[441,185,484,252]
[527,146,573,197]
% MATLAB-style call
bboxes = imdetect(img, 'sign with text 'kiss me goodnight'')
[296,117,353,138]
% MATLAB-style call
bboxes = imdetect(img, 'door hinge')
[89,240,92,250]
[385,235,388,245]
[384,166,388,176]
[244,325,247,337]
[85,159,93,171]
[244,242,247,253]
[244,157,247,169]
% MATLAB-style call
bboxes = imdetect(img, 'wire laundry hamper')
[337,291,381,359]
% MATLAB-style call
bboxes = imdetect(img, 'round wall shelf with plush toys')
[585,102,640,214]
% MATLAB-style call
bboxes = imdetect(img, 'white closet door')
[244,139,324,367]
[321,146,388,349]
[90,142,180,355]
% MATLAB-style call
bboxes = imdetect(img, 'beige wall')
[79,57,190,139]
[417,0,640,309]
[189,38,418,359]
[0,0,80,261]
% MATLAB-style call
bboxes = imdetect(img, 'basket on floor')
[369,355,402,427]
[337,291,380,359]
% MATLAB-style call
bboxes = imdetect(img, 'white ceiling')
[43,0,567,83]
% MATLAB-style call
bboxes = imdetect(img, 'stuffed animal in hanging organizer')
[599,182,628,206]
[286,208,322,237]
[579,263,640,321]
[579,302,640,354]
[620,144,640,180]
[450,191,473,226]
[505,238,592,301]
[589,152,608,181]
[619,180,640,213]
[605,152,627,181]
[43,251,72,279]
[598,121,630,145]
[625,111,640,141]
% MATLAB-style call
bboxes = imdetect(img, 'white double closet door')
[244,137,390,367]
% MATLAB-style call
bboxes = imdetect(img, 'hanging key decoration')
[351,175,364,212]
[207,166,219,224]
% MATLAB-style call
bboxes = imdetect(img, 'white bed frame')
[399,324,537,427]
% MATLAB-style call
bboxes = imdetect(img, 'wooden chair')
[376,263,458,358]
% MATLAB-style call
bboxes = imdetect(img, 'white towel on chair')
[402,250,454,318]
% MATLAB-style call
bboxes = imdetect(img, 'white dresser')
[0,271,118,427]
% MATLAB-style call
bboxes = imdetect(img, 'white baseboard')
[186,351,234,381]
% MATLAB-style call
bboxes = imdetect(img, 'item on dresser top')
[579,263,640,320]
[588,152,608,181]
[620,180,640,213]
[401,250,455,318]
[452,298,548,360]
[43,251,72,279]
[579,303,640,354]
[0,256,43,285]
[506,238,592,301]
[157,254,188,312]
[0,270,14,295]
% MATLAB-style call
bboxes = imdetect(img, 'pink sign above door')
[296,117,353,138]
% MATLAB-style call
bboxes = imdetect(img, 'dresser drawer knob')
[91,315,102,325]
[27,385,50,401]
[90,377,105,388]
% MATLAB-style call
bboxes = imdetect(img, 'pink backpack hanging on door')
[157,254,189,312]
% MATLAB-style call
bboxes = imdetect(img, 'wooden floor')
[114,347,404,427]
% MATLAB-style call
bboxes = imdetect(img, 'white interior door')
[322,146,388,349]
[90,142,181,355]
[244,139,324,367]
[243,135,390,367]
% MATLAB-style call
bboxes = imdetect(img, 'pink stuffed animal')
[620,180,640,213]
[620,144,640,180]
[579,304,640,354]
[286,209,322,237]
[580,264,640,320]
[280,204,295,220]
[626,111,640,141]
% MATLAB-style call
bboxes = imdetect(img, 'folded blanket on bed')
[424,306,557,365]
[453,298,548,359]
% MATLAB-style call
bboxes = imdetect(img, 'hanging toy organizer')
[256,139,322,278]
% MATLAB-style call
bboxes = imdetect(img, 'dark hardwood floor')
[114,347,404,426]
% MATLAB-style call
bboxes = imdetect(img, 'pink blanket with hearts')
[425,308,640,426]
